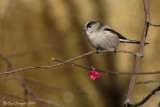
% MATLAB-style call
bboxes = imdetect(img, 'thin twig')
[0,54,62,107]
[0,50,136,75]
[14,73,62,107]
[149,23,160,27]
[127,85,160,106]
[24,89,28,107]
[0,54,12,69]
[52,58,160,75]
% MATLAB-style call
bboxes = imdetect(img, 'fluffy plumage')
[84,20,148,51]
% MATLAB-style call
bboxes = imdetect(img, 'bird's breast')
[87,31,120,50]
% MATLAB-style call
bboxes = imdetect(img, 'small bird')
[84,20,148,53]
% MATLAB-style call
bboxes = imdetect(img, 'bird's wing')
[104,28,126,39]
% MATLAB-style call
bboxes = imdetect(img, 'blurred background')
[0,0,160,107]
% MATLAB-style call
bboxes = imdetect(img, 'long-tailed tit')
[84,20,148,53]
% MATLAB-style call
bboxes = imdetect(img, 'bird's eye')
[88,25,92,28]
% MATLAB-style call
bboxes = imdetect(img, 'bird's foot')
[95,49,99,54]
[114,48,117,53]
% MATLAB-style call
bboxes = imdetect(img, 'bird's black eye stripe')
[86,21,97,28]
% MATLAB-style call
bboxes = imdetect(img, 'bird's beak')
[83,29,87,31]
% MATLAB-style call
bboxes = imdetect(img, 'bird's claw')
[114,48,117,53]
[95,49,99,54]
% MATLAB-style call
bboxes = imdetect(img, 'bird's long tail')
[119,39,149,44]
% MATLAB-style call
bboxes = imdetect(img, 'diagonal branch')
[125,0,151,105]
[0,54,62,107]
[127,85,160,106]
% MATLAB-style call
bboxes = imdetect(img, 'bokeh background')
[0,0,160,107]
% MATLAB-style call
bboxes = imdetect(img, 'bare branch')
[0,49,136,75]
[126,85,160,106]
[125,0,151,103]
[149,23,160,27]
[14,73,62,107]
[0,54,12,69]
[52,58,160,75]
[0,54,62,107]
